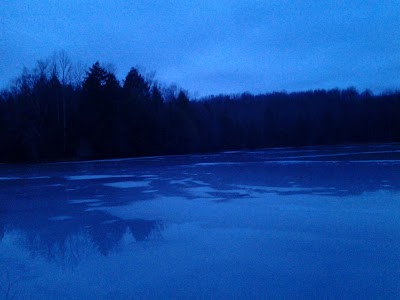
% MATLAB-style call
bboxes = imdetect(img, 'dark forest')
[1,54,400,162]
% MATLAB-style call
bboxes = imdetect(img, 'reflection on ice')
[1,144,400,298]
[1,218,163,260]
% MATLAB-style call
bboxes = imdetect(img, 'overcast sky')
[2,0,400,96]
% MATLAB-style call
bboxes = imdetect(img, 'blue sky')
[1,0,400,96]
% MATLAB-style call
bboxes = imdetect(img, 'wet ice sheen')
[1,144,400,299]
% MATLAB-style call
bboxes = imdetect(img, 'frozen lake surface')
[1,144,400,299]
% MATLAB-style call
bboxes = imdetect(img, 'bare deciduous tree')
[52,50,72,153]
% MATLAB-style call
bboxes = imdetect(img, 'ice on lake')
[1,144,400,299]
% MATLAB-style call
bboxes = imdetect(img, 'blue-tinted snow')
[1,144,400,299]
[48,215,73,221]
[65,174,135,180]
[68,199,102,204]
[104,181,151,188]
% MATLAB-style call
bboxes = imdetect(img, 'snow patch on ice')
[0,177,20,180]
[68,199,101,204]
[264,160,340,164]
[102,219,118,224]
[170,178,210,186]
[104,181,151,188]
[185,186,218,198]
[48,215,73,221]
[87,202,105,207]
[229,184,338,198]
[349,160,400,163]
[65,175,135,180]
[170,179,190,185]
[267,160,400,164]
[194,162,241,166]
[52,157,137,164]
[26,176,51,179]
[282,149,400,159]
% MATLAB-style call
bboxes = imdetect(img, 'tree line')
[1,52,400,162]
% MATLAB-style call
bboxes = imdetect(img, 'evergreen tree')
[123,68,150,101]
[79,62,121,158]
